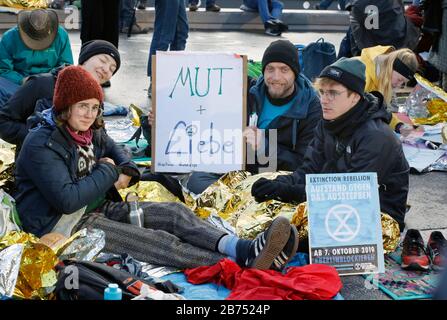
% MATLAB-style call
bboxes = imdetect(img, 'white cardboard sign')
[152,51,246,173]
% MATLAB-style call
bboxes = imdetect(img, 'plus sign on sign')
[153,51,247,173]
[306,172,385,276]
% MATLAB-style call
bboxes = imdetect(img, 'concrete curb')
[0,8,349,32]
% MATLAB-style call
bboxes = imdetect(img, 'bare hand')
[114,174,132,190]
[399,124,422,138]
[148,110,154,127]
[99,157,115,165]
[243,126,263,150]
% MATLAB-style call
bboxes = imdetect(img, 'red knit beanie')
[53,65,104,113]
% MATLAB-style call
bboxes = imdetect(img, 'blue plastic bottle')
[104,283,122,300]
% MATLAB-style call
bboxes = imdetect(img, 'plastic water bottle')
[104,283,122,300]
[127,192,144,227]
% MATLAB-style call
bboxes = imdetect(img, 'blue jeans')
[120,0,136,30]
[147,0,189,77]
[0,77,20,108]
[189,0,216,6]
[242,0,284,24]
[318,0,346,10]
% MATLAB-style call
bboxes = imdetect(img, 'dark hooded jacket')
[14,108,139,237]
[349,0,420,56]
[247,73,322,172]
[0,65,64,149]
[260,92,409,230]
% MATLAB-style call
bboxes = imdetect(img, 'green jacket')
[0,26,73,85]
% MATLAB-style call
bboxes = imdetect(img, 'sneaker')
[240,4,257,12]
[427,231,447,270]
[271,225,299,271]
[272,19,288,33]
[264,20,282,37]
[206,4,221,12]
[189,1,200,11]
[246,216,291,270]
[401,229,430,271]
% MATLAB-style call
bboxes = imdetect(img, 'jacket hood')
[27,105,57,132]
[250,73,318,120]
[362,91,393,124]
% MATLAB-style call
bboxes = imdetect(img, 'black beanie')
[78,40,121,74]
[262,40,300,77]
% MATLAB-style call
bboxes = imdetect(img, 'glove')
[252,177,306,203]
[251,178,279,202]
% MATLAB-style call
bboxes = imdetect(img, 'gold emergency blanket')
[0,230,83,299]
[191,171,401,253]
[0,0,48,9]
[192,171,301,239]
[413,74,447,125]
[412,98,447,125]
[0,231,56,299]
[119,181,183,203]
[0,142,15,192]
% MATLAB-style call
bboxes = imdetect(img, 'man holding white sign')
[186,40,322,194]
[251,57,410,232]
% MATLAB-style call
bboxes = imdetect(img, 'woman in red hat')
[13,65,298,271]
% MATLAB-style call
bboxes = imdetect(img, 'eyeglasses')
[317,89,347,100]
[73,103,103,117]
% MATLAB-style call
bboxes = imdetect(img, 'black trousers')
[81,0,120,48]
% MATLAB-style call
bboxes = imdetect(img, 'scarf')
[65,125,93,147]
[323,98,368,138]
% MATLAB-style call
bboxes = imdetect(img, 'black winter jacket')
[260,92,409,230]
[14,109,140,237]
[349,0,420,55]
[247,74,322,172]
[0,66,63,148]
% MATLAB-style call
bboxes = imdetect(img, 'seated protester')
[184,40,322,194]
[251,58,410,231]
[240,0,288,36]
[358,45,419,135]
[0,9,73,107]
[14,65,299,270]
[349,0,420,57]
[0,40,119,154]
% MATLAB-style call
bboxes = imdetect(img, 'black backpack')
[55,260,154,300]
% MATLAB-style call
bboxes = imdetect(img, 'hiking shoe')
[206,4,221,12]
[401,229,430,271]
[427,231,447,270]
[271,224,299,271]
[246,216,291,270]
[121,24,149,35]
